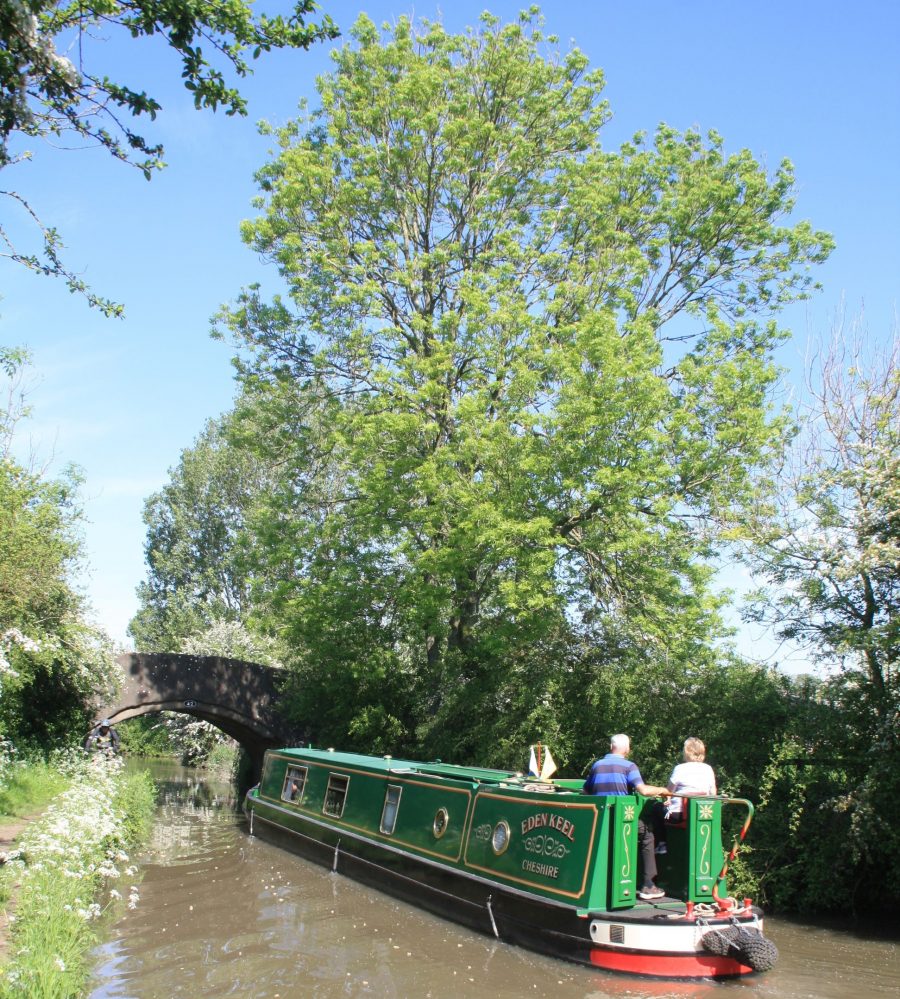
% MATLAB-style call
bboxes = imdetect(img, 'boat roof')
[275,746,521,783]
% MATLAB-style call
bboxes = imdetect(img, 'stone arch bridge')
[93,653,303,775]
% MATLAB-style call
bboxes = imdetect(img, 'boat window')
[433,807,449,839]
[491,820,510,855]
[380,785,402,834]
[281,765,308,804]
[323,774,350,817]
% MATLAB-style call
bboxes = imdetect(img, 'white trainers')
[638,884,665,900]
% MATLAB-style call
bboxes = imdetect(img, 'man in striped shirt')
[583,733,671,900]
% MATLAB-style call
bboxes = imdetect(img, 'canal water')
[88,763,898,999]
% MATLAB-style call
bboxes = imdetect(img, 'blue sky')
[2,1,898,661]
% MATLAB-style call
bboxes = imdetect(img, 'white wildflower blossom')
[3,753,148,951]
[0,629,40,695]
[1,628,41,653]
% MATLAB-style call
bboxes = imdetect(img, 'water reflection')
[89,763,899,999]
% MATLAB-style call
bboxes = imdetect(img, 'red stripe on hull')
[589,947,753,978]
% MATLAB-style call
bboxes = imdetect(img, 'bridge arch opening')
[92,653,299,776]
[105,703,274,771]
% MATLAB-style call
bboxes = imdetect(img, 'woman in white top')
[666,737,717,821]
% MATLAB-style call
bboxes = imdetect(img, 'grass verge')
[0,764,69,824]
[0,755,156,999]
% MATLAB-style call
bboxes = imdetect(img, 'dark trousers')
[646,799,668,846]
[638,818,657,884]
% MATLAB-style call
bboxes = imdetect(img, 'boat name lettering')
[521,812,576,842]
[521,859,560,879]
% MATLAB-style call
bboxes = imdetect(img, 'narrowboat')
[244,747,777,978]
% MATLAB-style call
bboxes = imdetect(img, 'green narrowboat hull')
[244,747,777,978]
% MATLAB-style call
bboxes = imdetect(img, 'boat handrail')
[710,797,755,913]
[387,767,484,784]
[389,766,568,791]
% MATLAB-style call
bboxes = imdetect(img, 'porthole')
[492,820,510,855]
[433,807,449,839]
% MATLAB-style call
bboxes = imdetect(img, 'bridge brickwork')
[93,652,303,774]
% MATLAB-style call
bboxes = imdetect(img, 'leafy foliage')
[214,10,830,757]
[115,714,175,758]
[130,410,281,650]
[742,320,900,913]
[0,0,338,313]
[1,0,336,170]
[134,10,900,917]
[0,353,118,750]
[746,322,899,713]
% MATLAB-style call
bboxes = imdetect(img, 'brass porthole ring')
[433,807,449,839]
[491,820,510,855]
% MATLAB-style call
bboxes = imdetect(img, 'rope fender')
[700,922,778,972]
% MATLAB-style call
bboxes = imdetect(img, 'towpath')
[0,812,43,962]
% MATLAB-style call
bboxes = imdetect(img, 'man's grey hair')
[610,733,631,753]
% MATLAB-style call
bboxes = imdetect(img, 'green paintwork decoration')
[245,745,778,978]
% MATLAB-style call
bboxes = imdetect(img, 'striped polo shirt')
[583,753,642,795]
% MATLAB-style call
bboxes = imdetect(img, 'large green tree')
[217,10,831,755]
[746,323,898,715]
[131,407,280,650]
[0,352,117,746]
[742,321,900,912]
[1,0,337,312]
